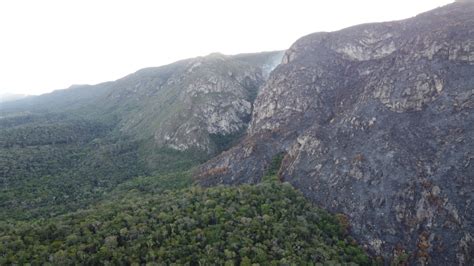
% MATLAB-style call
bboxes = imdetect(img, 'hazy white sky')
[0,0,453,95]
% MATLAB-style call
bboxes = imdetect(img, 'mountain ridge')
[1,51,284,154]
[1,2,473,264]
[196,2,474,264]
[0,50,284,220]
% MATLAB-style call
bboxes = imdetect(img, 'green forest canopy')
[0,181,370,265]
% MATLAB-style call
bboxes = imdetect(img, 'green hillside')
[0,52,283,220]
[0,51,372,264]
[0,112,204,220]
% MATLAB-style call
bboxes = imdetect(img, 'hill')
[0,51,283,220]
[196,2,474,264]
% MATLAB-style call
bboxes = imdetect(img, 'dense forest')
[0,116,373,264]
[0,112,205,220]
[0,56,373,265]
[0,178,370,265]
[2,2,473,264]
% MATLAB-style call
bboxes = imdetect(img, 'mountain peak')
[196,3,474,264]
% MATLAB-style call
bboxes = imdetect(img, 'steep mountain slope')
[1,51,284,154]
[0,51,283,220]
[104,52,283,154]
[196,2,474,264]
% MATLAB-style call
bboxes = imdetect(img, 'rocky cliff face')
[197,2,474,264]
[105,51,284,154]
[1,51,284,155]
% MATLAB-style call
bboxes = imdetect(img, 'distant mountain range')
[0,92,28,103]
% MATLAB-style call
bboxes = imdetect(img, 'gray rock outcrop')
[108,52,284,154]
[196,2,474,264]
[1,51,284,156]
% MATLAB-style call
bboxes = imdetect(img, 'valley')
[1,1,473,265]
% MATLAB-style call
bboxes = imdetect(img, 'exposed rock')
[104,52,284,154]
[196,2,474,264]
[2,52,283,155]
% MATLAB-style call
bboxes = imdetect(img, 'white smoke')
[262,51,285,78]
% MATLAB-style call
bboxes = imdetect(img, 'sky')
[0,0,453,96]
